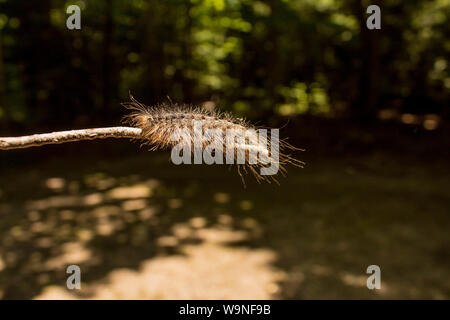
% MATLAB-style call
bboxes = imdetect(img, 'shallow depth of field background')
[0,0,449,299]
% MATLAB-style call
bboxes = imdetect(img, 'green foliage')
[0,0,448,128]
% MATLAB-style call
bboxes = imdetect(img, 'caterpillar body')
[122,96,304,184]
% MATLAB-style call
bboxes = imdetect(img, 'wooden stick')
[0,127,142,150]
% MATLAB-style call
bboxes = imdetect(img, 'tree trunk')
[0,31,8,128]
[102,0,114,112]
[354,0,381,120]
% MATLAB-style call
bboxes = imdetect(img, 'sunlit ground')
[0,141,449,299]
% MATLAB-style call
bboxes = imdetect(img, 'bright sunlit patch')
[401,113,419,125]
[76,229,94,242]
[96,219,116,236]
[34,223,281,300]
[121,199,147,211]
[138,207,157,221]
[107,184,152,199]
[189,217,207,229]
[91,205,120,218]
[45,177,66,191]
[423,114,440,130]
[378,109,399,120]
[217,214,233,226]
[424,119,438,130]
[195,228,248,244]
[44,242,94,270]
[157,236,179,247]
[341,273,366,287]
[83,193,103,206]
[0,255,5,272]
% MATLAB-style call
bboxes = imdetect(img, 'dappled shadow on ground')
[0,146,284,299]
[0,142,449,299]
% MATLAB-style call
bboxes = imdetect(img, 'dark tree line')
[0,0,448,131]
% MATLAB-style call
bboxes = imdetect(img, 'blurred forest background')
[0,0,449,299]
[0,0,448,128]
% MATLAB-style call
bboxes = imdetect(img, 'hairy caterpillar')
[0,95,304,184]
[122,95,304,184]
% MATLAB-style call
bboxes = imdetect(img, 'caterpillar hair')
[122,95,304,184]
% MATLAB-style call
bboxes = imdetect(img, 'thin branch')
[0,127,142,150]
